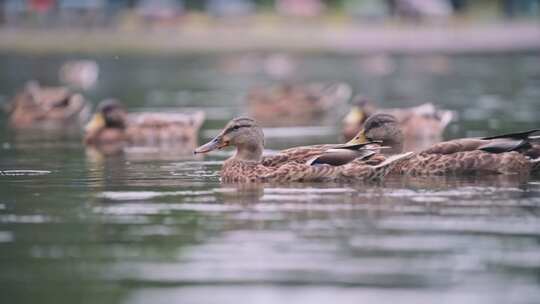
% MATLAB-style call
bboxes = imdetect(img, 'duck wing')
[306,149,375,166]
[261,142,380,167]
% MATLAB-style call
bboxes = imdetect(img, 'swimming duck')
[247,82,352,127]
[7,81,90,128]
[84,99,205,147]
[193,117,412,183]
[346,113,540,176]
[342,98,454,151]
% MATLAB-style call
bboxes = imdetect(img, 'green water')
[1,52,540,304]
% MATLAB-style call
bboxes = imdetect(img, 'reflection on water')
[1,52,540,304]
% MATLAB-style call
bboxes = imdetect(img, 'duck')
[247,82,352,127]
[342,97,454,152]
[84,99,205,147]
[344,113,540,176]
[193,117,412,183]
[6,81,90,128]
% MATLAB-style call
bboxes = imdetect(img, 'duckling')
[194,117,412,183]
[342,98,454,151]
[84,99,205,147]
[346,113,540,176]
[247,82,352,127]
[7,81,90,128]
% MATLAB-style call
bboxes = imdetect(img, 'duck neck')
[384,139,403,154]
[381,127,404,154]
[233,141,263,162]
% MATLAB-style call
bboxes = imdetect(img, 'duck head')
[84,99,127,142]
[342,97,377,141]
[194,117,264,162]
[346,113,404,154]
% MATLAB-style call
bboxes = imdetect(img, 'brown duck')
[247,82,352,127]
[6,81,90,128]
[84,99,205,147]
[345,113,540,176]
[342,98,454,151]
[194,117,412,183]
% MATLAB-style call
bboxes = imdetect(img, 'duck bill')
[85,113,105,133]
[194,136,228,154]
[345,128,369,145]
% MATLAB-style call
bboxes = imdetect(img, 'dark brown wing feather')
[482,129,540,140]
[478,139,529,153]
[421,138,486,154]
[261,144,335,167]
[262,142,379,167]
[307,149,375,166]
[422,130,538,156]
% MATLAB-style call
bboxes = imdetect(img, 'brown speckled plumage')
[221,153,409,183]
[261,144,336,167]
[220,158,338,183]
[392,150,532,176]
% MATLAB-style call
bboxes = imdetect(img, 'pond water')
[1,52,540,304]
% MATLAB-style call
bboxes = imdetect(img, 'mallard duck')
[7,81,90,128]
[247,82,352,127]
[193,117,412,183]
[84,99,205,147]
[345,113,540,176]
[342,98,454,151]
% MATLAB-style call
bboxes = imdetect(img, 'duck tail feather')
[483,129,540,141]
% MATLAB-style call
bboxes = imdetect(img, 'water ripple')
[0,170,52,176]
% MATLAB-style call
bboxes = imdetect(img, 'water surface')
[1,52,540,304]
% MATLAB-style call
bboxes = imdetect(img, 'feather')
[482,129,540,140]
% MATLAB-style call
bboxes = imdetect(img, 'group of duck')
[196,84,540,183]
[6,81,205,153]
[4,68,540,183]
[195,115,540,183]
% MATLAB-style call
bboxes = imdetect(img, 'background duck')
[247,82,352,127]
[6,81,90,128]
[342,97,455,151]
[194,117,412,183]
[84,99,205,149]
[346,113,540,176]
